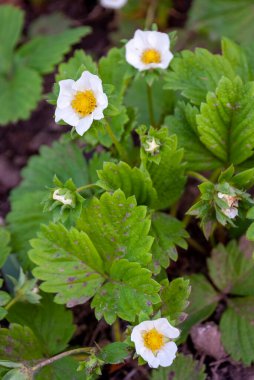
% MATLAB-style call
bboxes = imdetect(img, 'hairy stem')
[145,0,158,29]
[76,183,100,193]
[146,83,156,127]
[105,121,128,162]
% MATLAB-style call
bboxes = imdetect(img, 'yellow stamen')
[71,90,96,117]
[141,49,161,65]
[143,329,165,352]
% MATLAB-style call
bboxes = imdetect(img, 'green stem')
[187,171,208,183]
[145,0,158,29]
[146,83,156,127]
[112,318,122,342]
[76,183,100,193]
[105,121,128,162]
[5,293,23,311]
[31,347,94,374]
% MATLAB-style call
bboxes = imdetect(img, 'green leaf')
[98,342,130,364]
[56,50,98,82]
[17,27,90,74]
[197,76,254,165]
[179,274,219,342]
[0,228,11,268]
[77,190,154,270]
[97,161,157,206]
[0,5,24,73]
[0,291,11,306]
[7,293,75,356]
[91,259,160,324]
[220,301,254,365]
[0,66,42,125]
[3,368,32,380]
[160,278,191,324]
[151,354,206,380]
[35,357,85,380]
[0,324,43,362]
[146,134,186,210]
[150,213,189,272]
[87,152,112,184]
[207,241,254,296]
[187,0,254,45]
[165,102,222,171]
[7,141,89,268]
[164,48,235,105]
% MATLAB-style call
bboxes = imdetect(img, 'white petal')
[93,108,105,120]
[154,318,180,339]
[125,40,143,70]
[96,92,108,108]
[158,50,174,69]
[146,31,170,50]
[223,207,238,219]
[73,71,99,92]
[139,347,160,368]
[57,79,75,108]
[100,0,127,9]
[55,106,79,127]
[157,342,178,367]
[75,115,93,136]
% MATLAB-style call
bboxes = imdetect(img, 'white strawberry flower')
[55,71,108,136]
[100,0,127,9]
[125,30,173,71]
[131,318,180,368]
[217,192,239,219]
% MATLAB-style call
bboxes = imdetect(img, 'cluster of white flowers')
[217,192,239,219]
[55,30,173,136]
[131,318,180,368]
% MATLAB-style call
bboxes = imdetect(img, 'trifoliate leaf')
[197,76,254,165]
[151,354,206,380]
[165,102,222,171]
[0,66,42,125]
[77,190,153,270]
[7,293,75,356]
[179,274,219,342]
[17,27,90,74]
[164,48,235,105]
[160,278,191,324]
[220,300,254,365]
[146,133,186,210]
[150,213,189,273]
[98,342,130,364]
[207,241,254,296]
[91,259,161,324]
[0,228,11,268]
[187,0,254,45]
[97,161,157,206]
[7,141,89,269]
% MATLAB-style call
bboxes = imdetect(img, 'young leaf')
[150,213,189,272]
[17,27,91,74]
[7,142,89,269]
[7,293,75,356]
[220,301,254,365]
[77,190,154,269]
[197,76,254,165]
[207,241,254,296]
[151,354,206,380]
[98,342,130,364]
[165,102,222,171]
[164,48,235,105]
[0,66,42,125]
[160,278,191,324]
[97,161,157,206]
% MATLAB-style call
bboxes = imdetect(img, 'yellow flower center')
[71,90,96,117]
[141,49,161,65]
[143,329,165,352]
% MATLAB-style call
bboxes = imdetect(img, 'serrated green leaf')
[197,76,254,165]
[17,27,90,74]
[56,50,98,82]
[97,161,157,206]
[151,354,206,380]
[98,342,129,364]
[0,324,43,362]
[0,228,11,268]
[207,241,254,296]
[179,274,219,342]
[150,213,189,272]
[165,102,222,171]
[146,134,186,210]
[7,141,89,269]
[220,303,254,365]
[187,0,254,45]
[0,66,42,125]
[164,48,235,105]
[7,293,75,356]
[160,278,190,324]
[35,357,86,380]
[77,190,153,270]
[91,259,160,324]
